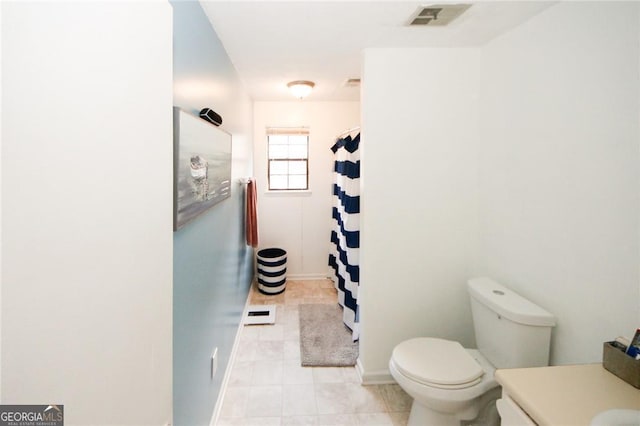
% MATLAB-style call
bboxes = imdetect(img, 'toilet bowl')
[389,338,500,426]
[389,277,556,426]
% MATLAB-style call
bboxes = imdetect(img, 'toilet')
[389,277,556,426]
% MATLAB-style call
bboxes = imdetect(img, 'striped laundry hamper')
[257,248,287,295]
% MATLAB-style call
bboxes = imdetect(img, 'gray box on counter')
[603,342,640,389]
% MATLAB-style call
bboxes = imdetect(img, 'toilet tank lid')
[468,277,556,327]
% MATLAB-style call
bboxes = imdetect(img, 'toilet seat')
[391,338,484,389]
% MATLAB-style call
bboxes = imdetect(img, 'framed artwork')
[173,107,232,230]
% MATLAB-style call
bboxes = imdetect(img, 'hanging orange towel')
[246,179,259,247]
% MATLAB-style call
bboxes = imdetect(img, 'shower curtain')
[328,132,360,341]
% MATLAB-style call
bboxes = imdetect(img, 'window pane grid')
[267,132,309,190]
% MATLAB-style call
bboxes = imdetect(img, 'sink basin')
[590,409,640,426]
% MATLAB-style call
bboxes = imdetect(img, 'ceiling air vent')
[408,4,471,26]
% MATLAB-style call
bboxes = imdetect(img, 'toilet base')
[408,402,458,426]
[407,386,501,426]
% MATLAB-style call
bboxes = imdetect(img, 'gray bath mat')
[299,303,358,366]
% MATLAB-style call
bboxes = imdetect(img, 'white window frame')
[266,127,310,191]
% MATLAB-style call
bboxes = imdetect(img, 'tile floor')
[217,279,412,426]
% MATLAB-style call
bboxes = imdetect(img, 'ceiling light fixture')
[287,80,315,99]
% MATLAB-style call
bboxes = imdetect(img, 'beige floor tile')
[266,294,286,304]
[318,280,336,289]
[248,291,267,302]
[281,304,300,320]
[338,367,360,384]
[282,303,300,312]
[283,360,314,385]
[228,360,254,387]
[389,411,410,426]
[281,313,299,327]
[250,296,271,305]
[317,376,382,415]
[259,324,285,341]
[250,289,285,305]
[218,417,282,426]
[355,413,394,425]
[217,278,410,426]
[216,418,241,426]
[347,383,387,413]
[236,340,259,362]
[246,386,283,417]
[302,297,334,305]
[286,286,306,295]
[252,360,284,385]
[315,414,359,425]
[220,386,250,418]
[283,340,301,361]
[279,309,299,326]
[281,416,317,426]
[304,286,322,297]
[241,326,262,341]
[254,340,285,361]
[282,384,318,416]
[378,384,412,413]
[284,295,305,305]
[312,367,347,384]
[314,383,355,415]
[307,288,337,300]
[274,304,288,321]
[283,322,300,341]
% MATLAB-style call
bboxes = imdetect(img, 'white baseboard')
[210,291,252,426]
[356,358,396,385]
[287,273,331,280]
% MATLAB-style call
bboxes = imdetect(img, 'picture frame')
[173,107,232,231]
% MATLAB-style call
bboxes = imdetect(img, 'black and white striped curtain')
[328,133,360,341]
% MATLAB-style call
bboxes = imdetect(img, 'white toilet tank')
[468,277,556,369]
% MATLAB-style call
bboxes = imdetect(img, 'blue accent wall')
[171,2,254,425]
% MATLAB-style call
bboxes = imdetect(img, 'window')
[266,128,309,190]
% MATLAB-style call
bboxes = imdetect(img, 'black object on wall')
[199,108,223,126]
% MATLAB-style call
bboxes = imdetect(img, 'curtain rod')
[266,126,310,135]
[336,126,360,139]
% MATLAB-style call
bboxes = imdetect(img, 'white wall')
[358,2,639,380]
[0,0,3,402]
[477,1,640,365]
[253,101,360,279]
[2,3,173,424]
[359,48,481,379]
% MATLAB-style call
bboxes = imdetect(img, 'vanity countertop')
[495,363,640,426]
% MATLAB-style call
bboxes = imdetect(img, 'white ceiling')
[200,1,555,101]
